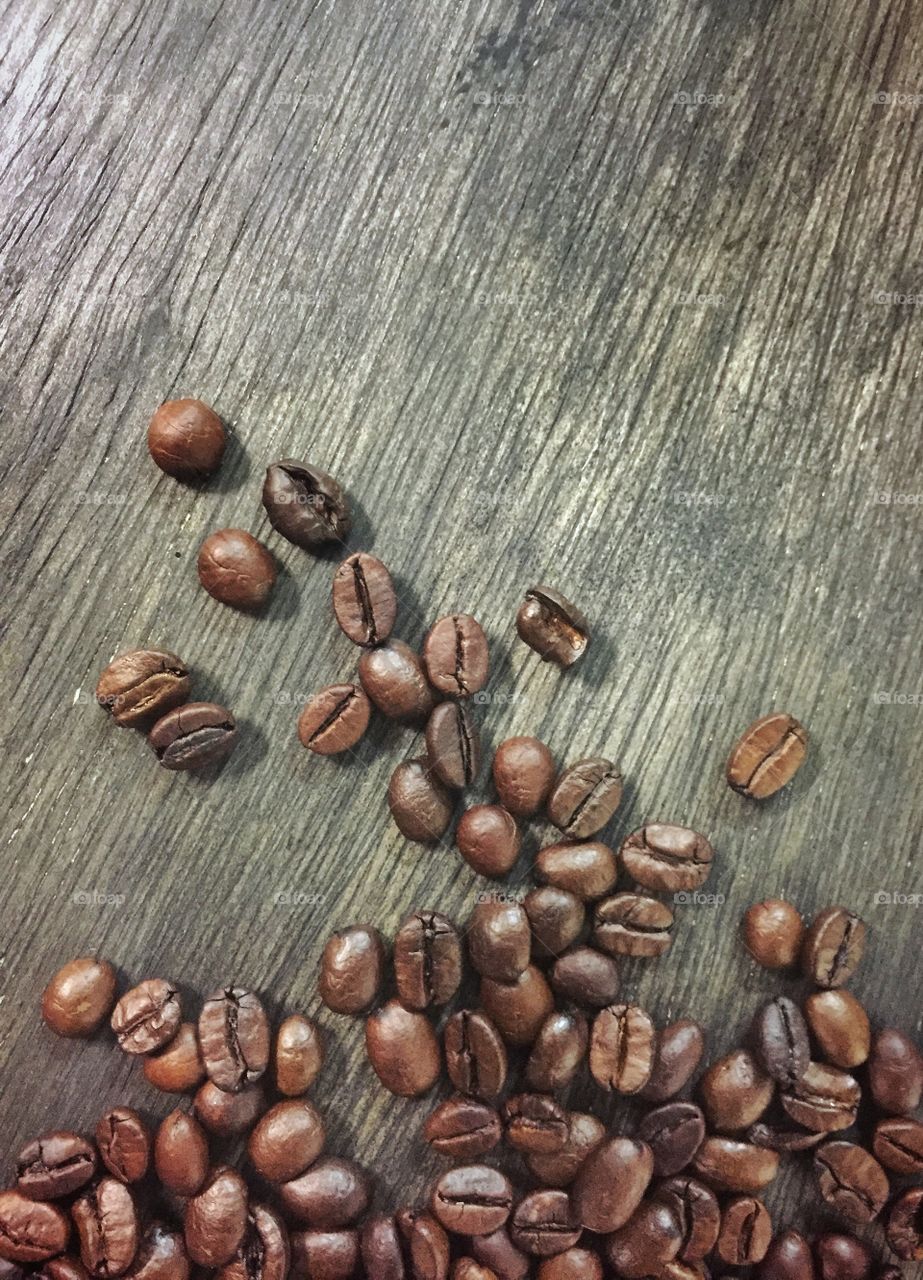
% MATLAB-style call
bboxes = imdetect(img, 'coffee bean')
[758,1230,814,1280]
[537,1249,602,1280]
[365,1000,441,1096]
[388,759,454,844]
[752,996,811,1086]
[493,738,556,817]
[41,956,117,1039]
[572,1137,653,1233]
[509,1192,581,1257]
[143,1024,206,1093]
[402,1212,449,1280]
[815,1142,889,1223]
[290,1228,356,1280]
[248,1100,326,1182]
[801,907,866,989]
[452,1260,496,1280]
[469,1230,528,1280]
[262,460,350,548]
[149,703,238,771]
[332,553,397,646]
[154,1109,209,1197]
[692,1137,779,1193]
[444,1010,508,1101]
[515,585,589,669]
[813,1233,873,1280]
[96,651,191,729]
[589,1003,654,1093]
[0,1192,70,1263]
[198,986,270,1092]
[638,1103,705,1177]
[726,712,808,799]
[780,1061,860,1132]
[194,1081,266,1136]
[220,1205,289,1280]
[747,1121,824,1152]
[639,1020,706,1102]
[868,1027,923,1114]
[528,1114,605,1189]
[394,911,462,1010]
[298,685,371,755]
[33,1259,87,1280]
[147,397,225,480]
[360,1215,405,1280]
[124,1222,190,1280]
[503,1095,569,1155]
[426,702,481,788]
[74,1178,139,1277]
[593,893,674,958]
[456,806,520,878]
[96,1108,150,1184]
[873,1116,923,1174]
[550,948,619,1007]
[480,966,554,1048]
[111,979,181,1055]
[547,759,622,838]
[534,843,617,900]
[430,1166,513,1236]
[619,825,714,893]
[423,615,489,698]
[184,1167,248,1267]
[279,1159,371,1229]
[468,902,531,982]
[198,529,276,609]
[319,926,385,1015]
[424,1097,502,1159]
[605,1200,683,1280]
[525,888,584,960]
[16,1133,97,1200]
[654,1176,720,1263]
[803,990,870,1069]
[742,899,805,969]
[359,642,435,723]
[716,1197,771,1266]
[525,1011,588,1092]
[275,1015,324,1096]
[885,1188,923,1262]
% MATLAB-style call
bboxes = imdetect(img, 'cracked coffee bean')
[509,1192,581,1258]
[147,398,225,480]
[332,552,397,646]
[111,979,181,1055]
[492,737,556,818]
[319,926,385,1016]
[388,759,454,844]
[528,1114,605,1191]
[426,702,481,789]
[655,1176,720,1263]
[278,1159,370,1230]
[526,1011,588,1092]
[444,1010,508,1101]
[359,641,435,724]
[424,1097,502,1159]
[747,1121,823,1153]
[638,1103,706,1177]
[550,948,619,1007]
[534,843,617,900]
[619,825,714,893]
[247,1100,326,1183]
[742,899,805,969]
[184,1167,249,1267]
[96,650,191,728]
[149,703,238,771]
[198,529,276,609]
[479,967,554,1049]
[801,907,866,989]
[298,684,370,756]
[199,987,270,1093]
[503,1095,568,1155]
[640,1020,706,1103]
[16,1132,97,1200]
[41,956,117,1039]
[589,1003,655,1094]
[752,996,811,1086]
[780,1062,860,1132]
[814,1142,889,1224]
[726,712,808,799]
[803,990,870,1069]
[515,586,589,668]
[456,806,521,878]
[365,1001,441,1097]
[0,1191,71,1263]
[593,893,674,958]
[219,1204,289,1280]
[716,1197,772,1266]
[430,1166,513,1236]
[96,1108,150,1184]
[73,1178,139,1277]
[262,460,350,548]
[873,1116,923,1175]
[885,1188,923,1262]
[274,1015,324,1097]
[400,1211,449,1280]
[423,615,489,699]
[393,911,462,1010]
[468,902,531,983]
[547,759,622,838]
[868,1027,923,1115]
[154,1110,209,1197]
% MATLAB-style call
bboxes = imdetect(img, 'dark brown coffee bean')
[814,1233,873,1280]
[593,893,674,958]
[753,996,810,1086]
[359,642,435,724]
[149,703,238,771]
[742,899,805,969]
[332,552,397,646]
[96,1108,150,1184]
[123,1222,190,1280]
[0,1192,70,1263]
[815,1141,889,1223]
[885,1188,923,1261]
[525,888,584,960]
[619,825,714,893]
[516,586,589,667]
[699,1049,774,1132]
[693,1137,779,1193]
[873,1116,923,1174]
[394,911,461,1010]
[547,759,622,838]
[360,1215,405,1280]
[638,1103,705,1177]
[525,1011,588,1091]
[868,1027,923,1114]
[184,1167,248,1267]
[198,529,276,609]
[572,1136,653,1233]
[655,1176,720,1263]
[640,1020,706,1102]
[403,1213,449,1280]
[41,956,117,1039]
[780,1061,860,1132]
[503,1095,569,1155]
[154,1109,209,1197]
[509,1192,580,1258]
[262,460,350,548]
[198,987,270,1092]
[444,1010,508,1101]
[452,1260,496,1280]
[219,1205,289,1280]
[801,907,866,989]
[365,1000,441,1096]
[111,979,181,1054]
[279,1159,370,1229]
[803,990,870,1069]
[480,966,554,1048]
[73,1178,139,1277]
[468,902,531,982]
[248,1099,326,1182]
[17,1132,97,1200]
[550,947,619,1007]
[291,1228,356,1280]
[319,926,385,1015]
[605,1200,682,1279]
[424,1098,502,1159]
[423,615,489,698]
[527,1114,605,1189]
[388,759,454,843]
[758,1230,814,1280]
[148,398,225,479]
[470,1230,528,1280]
[96,650,191,729]
[589,1003,654,1093]
[194,1081,266,1136]
[298,685,371,755]
[536,1249,601,1280]
[430,1166,513,1236]
[456,807,520,877]
[493,738,556,817]
[33,1259,89,1280]
[535,843,617,900]
[143,1022,205,1093]
[426,702,481,789]
[716,1197,771,1266]
[747,1121,824,1152]
[726,712,808,799]
[275,1015,324,1096]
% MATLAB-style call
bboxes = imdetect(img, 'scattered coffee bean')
[184,1167,248,1267]
[127,1222,191,1280]
[525,1011,588,1092]
[388,759,454,843]
[814,1141,889,1223]
[73,1177,139,1277]
[479,966,554,1048]
[638,1103,706,1177]
[426,702,481,788]
[593,893,674,958]
[758,1229,814,1280]
[143,1023,206,1093]
[358,641,435,723]
[279,1158,370,1229]
[198,529,276,609]
[469,1229,528,1280]
[96,650,191,729]
[319,926,385,1015]
[423,615,489,699]
[525,888,584,960]
[537,1249,602,1280]
[528,1114,606,1190]
[640,1020,706,1102]
[726,712,808,799]
[111,979,181,1055]
[803,990,870,1069]
[780,1061,860,1132]
[752,996,811,1086]
[402,1212,449,1280]
[16,1132,97,1200]
[444,1011,508,1101]
[452,1259,495,1280]
[148,398,225,480]
[547,759,622,838]
[801,907,866,988]
[515,587,589,668]
[716,1197,772,1266]
[868,1027,923,1114]
[589,1003,655,1094]
[747,1121,824,1153]
[468,901,531,982]
[290,1227,355,1280]
[275,1015,324,1096]
[154,1109,209,1197]
[365,1000,441,1097]
[332,552,397,646]
[424,1097,502,1159]
[360,1214,405,1280]
[619,825,714,893]
[430,1166,513,1236]
[222,1204,289,1280]
[248,1100,326,1182]
[534,843,617,900]
[550,947,619,1007]
[199,987,270,1092]
[693,1137,780,1193]
[885,1187,923,1262]
[394,911,462,1010]
[813,1232,873,1280]
[0,1192,70,1263]
[605,1200,682,1279]
[41,956,117,1039]
[742,899,805,969]
[298,684,371,755]
[194,1081,266,1136]
[503,1095,568,1155]
[149,703,238,771]
[492,738,556,818]
[96,1108,150,1184]
[262,460,351,548]
[456,806,520,877]
[508,1191,581,1257]
[873,1116,923,1175]
[655,1175,720,1263]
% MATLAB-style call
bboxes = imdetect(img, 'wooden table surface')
[2,0,922,1261]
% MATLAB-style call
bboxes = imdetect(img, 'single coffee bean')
[184,1167,248,1267]
[726,712,808,799]
[550,947,619,1007]
[503,1094,569,1155]
[279,1159,370,1229]
[444,1011,508,1100]
[452,1260,496,1280]
[359,642,435,723]
[96,650,191,728]
[742,899,805,969]
[365,1000,441,1096]
[124,1222,190,1280]
[638,1103,705,1177]
[198,529,276,609]
[572,1136,653,1233]
[468,901,531,982]
[73,1178,139,1277]
[388,760,454,843]
[154,1109,209,1197]
[199,986,270,1092]
[469,1230,528,1280]
[332,552,397,646]
[692,1137,779,1193]
[814,1234,873,1280]
[96,1108,150,1184]
[148,398,224,479]
[758,1230,814,1280]
[298,685,371,755]
[547,759,622,838]
[456,806,520,878]
[360,1214,405,1280]
[528,1114,605,1189]
[42,956,117,1038]
[593,893,674,958]
[640,1020,706,1102]
[752,996,811,1086]
[509,1192,580,1258]
[262,460,350,548]
[423,615,489,698]
[873,1116,923,1174]
[275,1015,324,1096]
[402,1212,449,1280]
[716,1197,771,1266]
[589,1003,655,1093]
[780,1061,860,1132]
[804,990,870,1069]
[654,1176,720,1263]
[319,926,385,1015]
[424,1097,502,1159]
[480,966,554,1048]
[537,1250,601,1280]
[885,1188,923,1262]
[868,1027,923,1114]
[394,911,461,1010]
[0,1192,70,1263]
[535,843,617,900]
[619,825,714,893]
[801,907,866,988]
[16,1132,96,1200]
[525,1011,588,1091]
[290,1228,356,1280]
[425,702,481,788]
[605,1200,682,1279]
[515,586,588,667]
[248,1099,326,1182]
[492,738,556,817]
[194,1081,266,1136]
[747,1121,824,1152]
[525,888,584,960]
[143,1023,206,1093]
[149,703,237,771]
[430,1166,513,1236]
[219,1205,289,1280]
[111,979,181,1054]
[815,1142,889,1223]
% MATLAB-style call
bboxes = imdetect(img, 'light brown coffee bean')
[589,1004,655,1094]
[275,1016,324,1096]
[726,712,808,799]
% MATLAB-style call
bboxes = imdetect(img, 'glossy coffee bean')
[509,1192,580,1257]
[199,987,270,1092]
[716,1197,771,1266]
[468,901,531,982]
[430,1166,513,1236]
[394,911,461,1010]
[194,1081,266,1136]
[726,712,807,799]
[148,398,225,479]
[537,1250,601,1280]
[758,1230,814,1280]
[751,997,810,1086]
[426,702,481,789]
[290,1228,356,1280]
[801,907,866,989]
[402,1212,449,1280]
[248,1099,326,1182]
[423,615,489,698]
[0,1191,70,1262]
[640,1020,706,1102]
[124,1222,190,1280]
[73,1178,139,1277]
[469,1230,528,1280]
[41,956,117,1039]
[388,760,454,843]
[535,844,617,900]
[17,1132,97,1200]
[96,1108,150,1184]
[605,1200,682,1279]
[111,979,181,1055]
[262,459,350,548]
[493,738,556,817]
[655,1176,720,1263]
[456,807,520,878]
[619,825,714,892]
[480,966,554,1048]
[275,1015,324,1096]
[589,1003,654,1093]
[279,1159,370,1229]
[525,888,584,960]
[572,1136,653,1233]
[593,893,674,958]
[516,586,589,668]
[444,1010,507,1100]
[184,1167,248,1267]
[747,1121,824,1152]
[359,642,435,724]
[149,703,237,771]
[873,1116,923,1174]
[360,1215,405,1280]
[332,552,397,646]
[780,1061,860,1131]
[804,990,870,1069]
[154,1109,209,1197]
[198,529,276,609]
[868,1027,923,1114]
[742,899,805,969]
[219,1205,289,1280]
[143,1024,206,1093]
[815,1141,889,1223]
[638,1103,705,1177]
[366,1000,441,1096]
[528,1114,605,1189]
[550,947,619,1007]
[885,1188,923,1261]
[319,926,385,1015]
[525,1011,588,1091]
[452,1260,496,1280]
[547,759,622,837]
[298,684,371,755]
[503,1095,568,1155]
[693,1137,779,1192]
[425,1097,502,1158]
[813,1233,873,1280]
[96,650,190,728]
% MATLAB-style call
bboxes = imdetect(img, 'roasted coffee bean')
[536,1249,601,1280]
[547,759,622,838]
[468,902,531,982]
[525,1011,588,1092]
[780,1061,860,1132]
[198,529,276,609]
[469,1230,528,1280]
[332,553,397,646]
[550,947,619,1007]
[143,1024,206,1093]
[124,1222,190,1280]
[452,1260,496,1280]
[801,907,866,989]
[493,738,556,817]
[426,702,481,789]
[96,651,190,729]
[868,1027,923,1114]
[640,1020,706,1102]
[456,807,520,878]
[726,712,808,799]
[198,986,270,1092]
[96,1108,150,1184]
[430,1166,513,1236]
[248,1100,325,1182]
[279,1159,370,1229]
[804,990,870,1069]
[149,703,237,771]
[42,956,117,1039]
[298,684,371,755]
[815,1142,889,1223]
[388,760,454,843]
[112,979,181,1054]
[759,1230,814,1280]
[886,1188,923,1262]
[424,1097,502,1159]
[194,1081,266,1136]
[219,1205,289,1280]
[154,1109,209,1197]
[262,460,350,548]
[148,397,225,479]
[366,1000,441,1096]
[422,615,489,700]
[572,1136,653,1233]
[814,1234,873,1280]
[319,926,385,1015]
[589,1003,654,1093]
[17,1132,97,1200]
[638,1103,705,1177]
[525,888,584,960]
[692,1137,779,1193]
[394,911,461,1010]
[184,1167,248,1268]
[275,1015,324,1096]
[444,1010,508,1100]
[753,996,810,1086]
[480,966,554,1048]
[716,1197,771,1266]
[874,1116,923,1174]
[503,1095,569,1155]
[593,893,674,958]
[655,1176,720,1263]
[360,1215,405,1280]
[515,586,589,668]
[509,1192,580,1258]
[73,1178,139,1277]
[359,642,435,724]
[528,1114,605,1189]
[402,1212,449,1280]
[742,899,805,969]
[0,1192,70,1263]
[535,843,617,900]
[619,825,714,893]
[605,1200,683,1279]
[747,1121,824,1152]
[290,1228,356,1280]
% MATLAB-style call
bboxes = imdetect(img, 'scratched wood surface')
[1,0,922,1259]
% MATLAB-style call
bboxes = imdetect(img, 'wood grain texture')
[1,0,922,1257]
